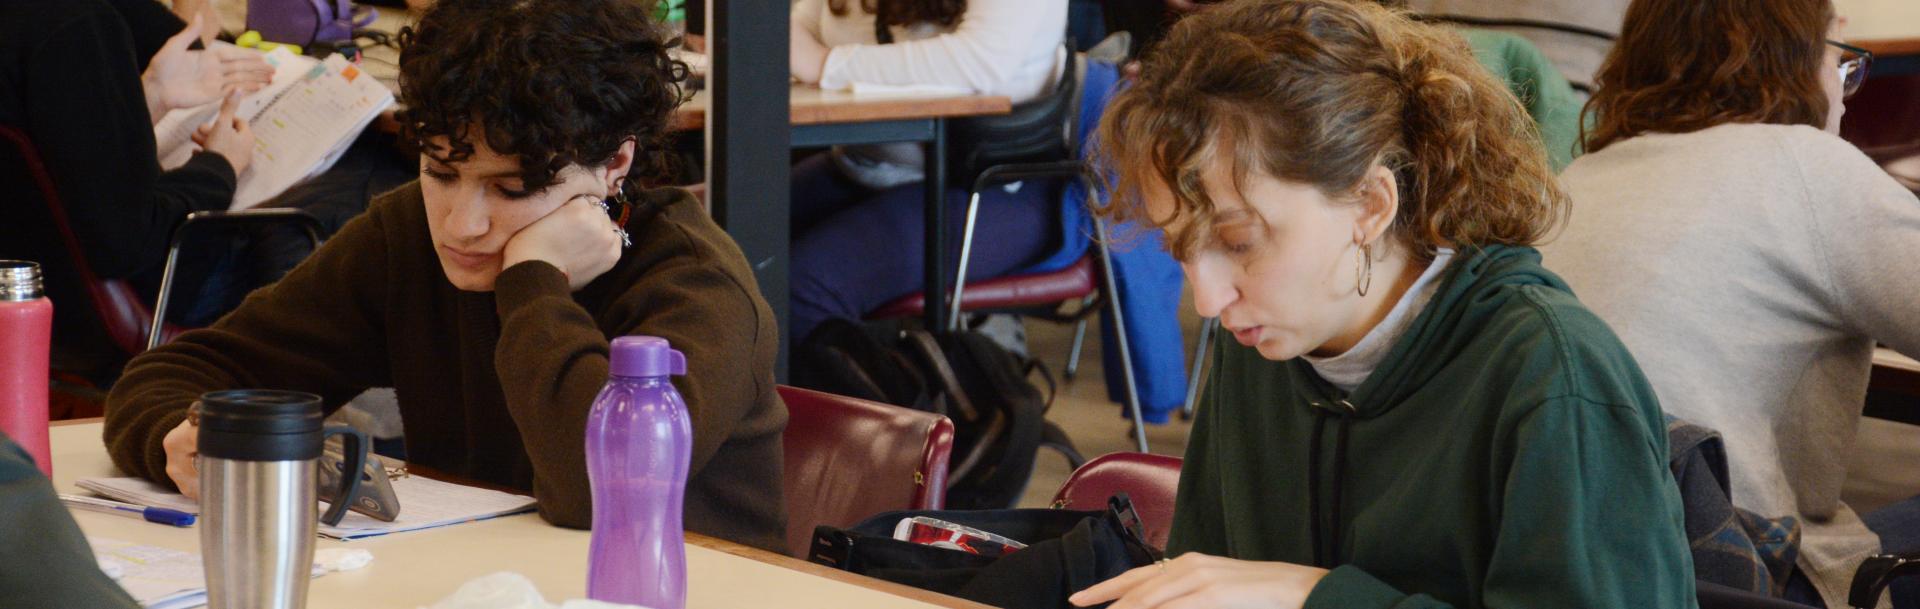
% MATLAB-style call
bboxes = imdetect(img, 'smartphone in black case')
[317,436,402,522]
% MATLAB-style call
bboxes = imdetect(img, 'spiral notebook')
[152,45,394,210]
[75,473,537,541]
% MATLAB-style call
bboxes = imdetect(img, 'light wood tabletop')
[668,86,1012,132]
[1835,0,1920,56]
[48,421,991,609]
[356,7,1010,131]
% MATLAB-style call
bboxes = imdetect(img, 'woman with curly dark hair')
[1543,0,1920,606]
[98,0,789,552]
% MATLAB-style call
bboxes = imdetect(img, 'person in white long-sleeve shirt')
[784,0,1069,345]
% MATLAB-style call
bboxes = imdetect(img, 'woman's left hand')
[1068,553,1329,609]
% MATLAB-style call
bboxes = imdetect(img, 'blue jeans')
[1783,493,1920,608]
[788,153,1061,344]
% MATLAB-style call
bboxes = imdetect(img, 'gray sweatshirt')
[1541,122,1920,609]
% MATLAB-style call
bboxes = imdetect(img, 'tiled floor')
[1012,301,1202,508]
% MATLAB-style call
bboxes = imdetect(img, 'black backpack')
[808,494,1162,609]
[794,319,1084,509]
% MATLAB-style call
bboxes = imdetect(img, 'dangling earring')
[602,179,635,249]
[1354,243,1373,297]
[605,180,635,229]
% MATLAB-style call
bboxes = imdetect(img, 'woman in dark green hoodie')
[1068,1,1697,608]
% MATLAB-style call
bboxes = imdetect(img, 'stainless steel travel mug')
[196,390,366,609]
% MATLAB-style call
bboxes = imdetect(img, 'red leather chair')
[778,385,956,557]
[1049,451,1182,549]
[0,124,321,358]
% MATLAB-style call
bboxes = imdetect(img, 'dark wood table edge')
[1856,38,1920,58]
[52,416,103,427]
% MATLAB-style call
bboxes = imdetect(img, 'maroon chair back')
[0,124,178,356]
[865,255,1097,321]
[778,385,955,557]
[1050,452,1182,549]
[1841,71,1920,159]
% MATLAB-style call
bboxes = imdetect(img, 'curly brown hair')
[396,0,690,192]
[829,0,968,29]
[1581,0,1833,154]
[1095,0,1566,263]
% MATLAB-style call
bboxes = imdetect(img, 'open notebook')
[153,46,394,210]
[76,472,537,541]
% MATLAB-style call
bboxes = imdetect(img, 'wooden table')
[48,421,989,609]
[671,86,1010,135]
[673,85,1011,334]
[1836,0,1920,57]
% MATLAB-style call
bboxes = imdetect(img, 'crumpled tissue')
[422,572,650,609]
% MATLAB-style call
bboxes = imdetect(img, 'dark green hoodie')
[1168,245,1697,608]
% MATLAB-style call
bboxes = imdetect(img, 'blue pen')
[58,494,197,527]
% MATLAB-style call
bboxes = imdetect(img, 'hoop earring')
[1354,243,1373,297]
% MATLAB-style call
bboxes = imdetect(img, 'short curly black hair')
[396,0,689,192]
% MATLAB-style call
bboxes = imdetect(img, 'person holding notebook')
[0,0,268,377]
[102,0,788,552]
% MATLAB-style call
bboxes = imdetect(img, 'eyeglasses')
[1827,39,1874,99]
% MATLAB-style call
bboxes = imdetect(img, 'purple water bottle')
[586,336,691,608]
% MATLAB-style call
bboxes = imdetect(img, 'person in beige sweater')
[102,0,788,552]
[1542,0,1917,606]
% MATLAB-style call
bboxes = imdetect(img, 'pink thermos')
[0,260,53,476]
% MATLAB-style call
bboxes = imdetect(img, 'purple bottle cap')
[609,336,687,378]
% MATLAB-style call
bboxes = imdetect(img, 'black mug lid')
[194,390,324,436]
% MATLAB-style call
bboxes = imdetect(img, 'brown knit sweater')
[103,182,788,552]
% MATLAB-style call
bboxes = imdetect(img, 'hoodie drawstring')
[1308,412,1327,567]
[1308,402,1356,568]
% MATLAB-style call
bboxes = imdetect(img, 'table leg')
[924,119,948,333]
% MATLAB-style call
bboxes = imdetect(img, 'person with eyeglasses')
[1539,0,1919,607]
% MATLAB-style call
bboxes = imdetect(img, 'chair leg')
[946,189,988,333]
[1181,317,1217,420]
[1063,294,1096,379]
[146,242,189,352]
[1093,217,1149,453]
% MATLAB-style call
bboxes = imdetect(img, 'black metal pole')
[924,119,947,332]
[706,0,792,378]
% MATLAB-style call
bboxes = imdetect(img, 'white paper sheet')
[76,474,538,541]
